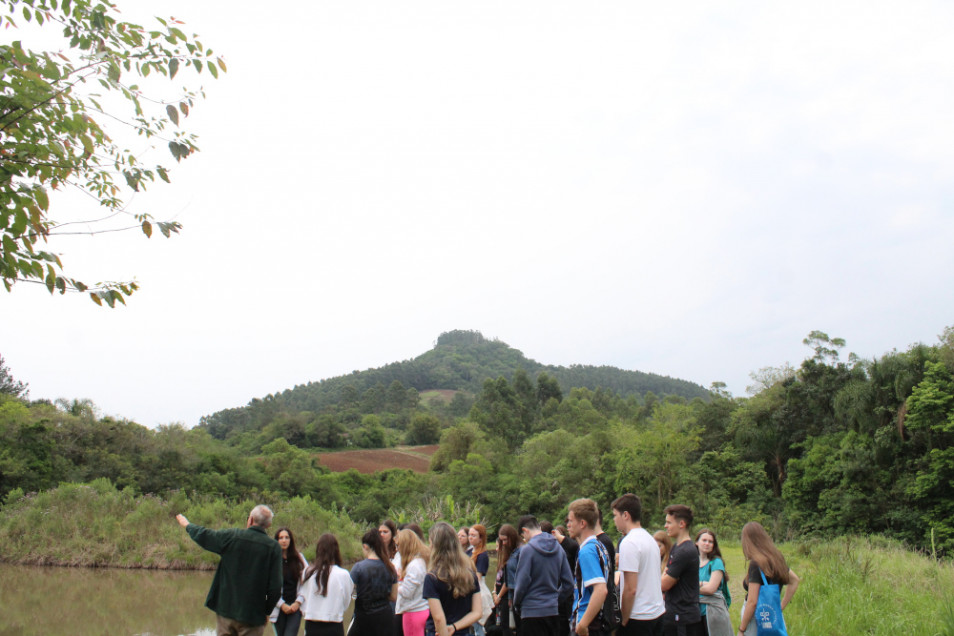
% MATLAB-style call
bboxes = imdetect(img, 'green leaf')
[169,57,179,79]
[41,61,61,80]
[107,63,120,82]
[166,104,179,126]
[217,57,228,72]
[158,222,181,238]
[141,220,152,237]
[124,171,140,191]
[35,189,49,211]
[207,60,218,78]
[157,166,170,183]
[11,210,27,236]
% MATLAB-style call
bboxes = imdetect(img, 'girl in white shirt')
[396,529,431,636]
[300,533,355,636]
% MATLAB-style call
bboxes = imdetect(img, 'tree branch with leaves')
[1,0,224,306]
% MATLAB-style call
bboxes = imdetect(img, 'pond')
[1,563,238,636]
[0,562,496,635]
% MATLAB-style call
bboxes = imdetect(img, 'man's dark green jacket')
[186,523,282,626]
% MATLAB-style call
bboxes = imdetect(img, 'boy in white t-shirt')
[612,493,665,635]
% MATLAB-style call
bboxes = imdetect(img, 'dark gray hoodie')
[512,531,574,618]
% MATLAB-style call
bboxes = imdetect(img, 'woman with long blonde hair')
[653,530,671,573]
[396,529,431,636]
[738,522,800,636]
[423,522,482,635]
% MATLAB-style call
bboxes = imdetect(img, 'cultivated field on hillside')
[420,389,458,404]
[316,445,439,474]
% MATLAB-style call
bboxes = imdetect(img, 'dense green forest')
[195,330,710,447]
[2,326,953,561]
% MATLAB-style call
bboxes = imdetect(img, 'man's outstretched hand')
[176,514,190,528]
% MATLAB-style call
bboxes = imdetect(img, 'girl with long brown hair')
[379,519,403,636]
[492,524,520,636]
[423,522,482,635]
[458,526,473,556]
[696,528,732,636]
[738,522,800,636]
[380,519,401,570]
[271,527,308,636]
[300,533,354,636]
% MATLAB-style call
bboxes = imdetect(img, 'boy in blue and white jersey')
[567,498,611,636]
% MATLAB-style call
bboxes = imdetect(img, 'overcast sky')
[3,0,953,427]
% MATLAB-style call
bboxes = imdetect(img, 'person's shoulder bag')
[755,569,787,636]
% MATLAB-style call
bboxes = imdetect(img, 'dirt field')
[420,389,458,404]
[317,445,440,474]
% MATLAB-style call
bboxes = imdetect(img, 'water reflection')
[0,562,494,635]
[0,564,215,636]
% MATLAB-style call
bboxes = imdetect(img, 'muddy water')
[0,564,217,636]
[0,563,495,635]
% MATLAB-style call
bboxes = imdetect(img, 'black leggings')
[306,621,345,636]
[348,608,394,636]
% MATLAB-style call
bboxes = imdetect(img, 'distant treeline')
[1,327,953,557]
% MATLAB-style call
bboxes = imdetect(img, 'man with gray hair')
[177,505,282,636]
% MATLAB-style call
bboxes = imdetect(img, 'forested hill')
[197,330,708,439]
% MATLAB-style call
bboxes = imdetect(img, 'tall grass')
[0,479,364,568]
[718,535,954,635]
[387,493,486,533]
[4,483,954,636]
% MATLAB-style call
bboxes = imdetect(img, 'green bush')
[0,480,364,568]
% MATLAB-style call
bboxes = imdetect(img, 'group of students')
[268,520,484,636]
[267,495,799,636]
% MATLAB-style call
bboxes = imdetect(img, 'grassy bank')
[3,482,954,634]
[715,536,954,635]
[0,479,365,568]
